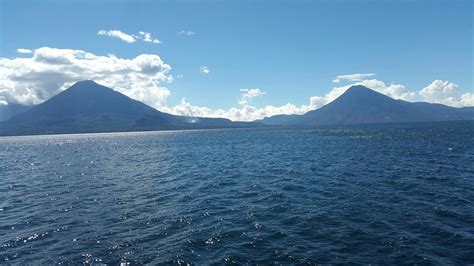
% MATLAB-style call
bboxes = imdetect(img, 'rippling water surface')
[1,122,474,264]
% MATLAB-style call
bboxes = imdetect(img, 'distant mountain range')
[0,80,257,136]
[260,85,474,126]
[0,82,473,136]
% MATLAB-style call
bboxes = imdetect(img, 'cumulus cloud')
[0,47,172,108]
[239,88,266,105]
[419,80,457,101]
[327,77,472,108]
[162,89,326,122]
[17,48,33,54]
[459,93,474,107]
[98,29,161,44]
[420,79,458,103]
[332,73,375,83]
[162,77,472,121]
[162,87,313,122]
[97,29,136,43]
[163,96,325,122]
[418,80,468,107]
[200,66,210,74]
[138,31,161,44]
[1,52,472,122]
[178,30,196,36]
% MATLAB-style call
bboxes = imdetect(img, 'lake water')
[1,122,473,264]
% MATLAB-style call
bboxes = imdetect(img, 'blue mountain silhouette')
[0,80,255,135]
[261,85,474,126]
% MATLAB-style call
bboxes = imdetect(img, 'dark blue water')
[1,122,474,264]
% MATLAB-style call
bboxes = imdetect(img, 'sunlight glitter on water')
[1,124,473,264]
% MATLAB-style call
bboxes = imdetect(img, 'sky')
[0,0,472,121]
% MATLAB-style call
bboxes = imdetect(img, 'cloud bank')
[163,77,473,121]
[0,47,172,109]
[1,48,472,121]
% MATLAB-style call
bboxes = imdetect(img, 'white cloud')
[161,88,313,122]
[178,30,196,36]
[0,47,172,108]
[138,31,161,44]
[98,29,161,45]
[239,88,266,105]
[162,77,472,121]
[114,81,170,108]
[459,93,474,107]
[419,80,457,100]
[138,31,152,41]
[162,89,326,122]
[16,48,33,54]
[417,80,473,107]
[97,29,136,43]
[163,98,214,117]
[200,66,210,74]
[328,78,472,108]
[2,51,472,122]
[332,73,375,83]
[162,96,325,122]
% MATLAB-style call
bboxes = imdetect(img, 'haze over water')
[1,122,473,264]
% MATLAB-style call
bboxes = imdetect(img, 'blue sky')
[0,0,472,120]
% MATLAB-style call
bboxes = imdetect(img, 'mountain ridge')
[260,85,474,126]
[0,80,258,136]
[1,82,473,136]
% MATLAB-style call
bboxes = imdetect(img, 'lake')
[1,122,473,264]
